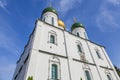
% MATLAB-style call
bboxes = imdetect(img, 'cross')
[49,2,52,7]
[73,17,77,23]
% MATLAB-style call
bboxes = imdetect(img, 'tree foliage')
[27,76,33,80]
[114,65,120,77]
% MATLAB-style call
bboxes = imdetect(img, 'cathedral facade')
[13,7,120,80]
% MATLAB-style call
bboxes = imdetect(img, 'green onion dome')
[42,7,57,15]
[71,22,85,31]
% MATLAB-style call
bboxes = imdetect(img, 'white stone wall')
[32,20,66,56]
[25,50,70,80]
[72,27,88,39]
[13,19,119,80]
[87,41,110,67]
[64,32,94,64]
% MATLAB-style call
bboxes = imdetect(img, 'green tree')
[27,76,33,80]
[114,65,120,77]
[80,78,82,80]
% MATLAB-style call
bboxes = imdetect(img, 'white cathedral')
[13,7,120,80]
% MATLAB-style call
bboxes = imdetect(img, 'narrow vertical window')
[52,17,54,25]
[85,70,91,80]
[84,32,88,39]
[43,18,45,22]
[96,50,102,59]
[77,45,82,53]
[107,75,112,80]
[50,35,55,44]
[77,32,80,37]
[52,64,58,79]
[49,57,60,80]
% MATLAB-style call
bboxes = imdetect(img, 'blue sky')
[0,0,120,80]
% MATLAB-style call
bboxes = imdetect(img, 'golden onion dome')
[58,20,65,28]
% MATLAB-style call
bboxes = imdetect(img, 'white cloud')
[0,1,7,8]
[0,57,16,80]
[0,15,20,55]
[54,0,82,14]
[58,0,82,14]
[96,0,120,32]
[0,64,15,73]
[107,0,120,5]
[0,33,20,55]
[96,9,119,32]
[0,0,9,14]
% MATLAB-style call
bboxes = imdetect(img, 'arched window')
[52,17,54,25]
[107,75,112,80]
[77,32,80,37]
[50,35,55,44]
[84,32,88,39]
[77,44,83,53]
[85,70,91,80]
[43,18,45,22]
[48,30,57,45]
[96,50,102,59]
[49,56,60,80]
[51,64,58,79]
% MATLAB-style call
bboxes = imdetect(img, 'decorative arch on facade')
[82,64,94,80]
[82,64,90,69]
[105,69,113,80]
[76,40,84,54]
[76,40,87,61]
[48,30,57,45]
[48,56,61,80]
[94,48,102,59]
[77,32,80,37]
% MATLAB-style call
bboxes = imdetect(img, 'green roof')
[71,22,85,31]
[42,7,57,15]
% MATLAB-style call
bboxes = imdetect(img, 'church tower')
[12,6,119,80]
[71,22,88,39]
